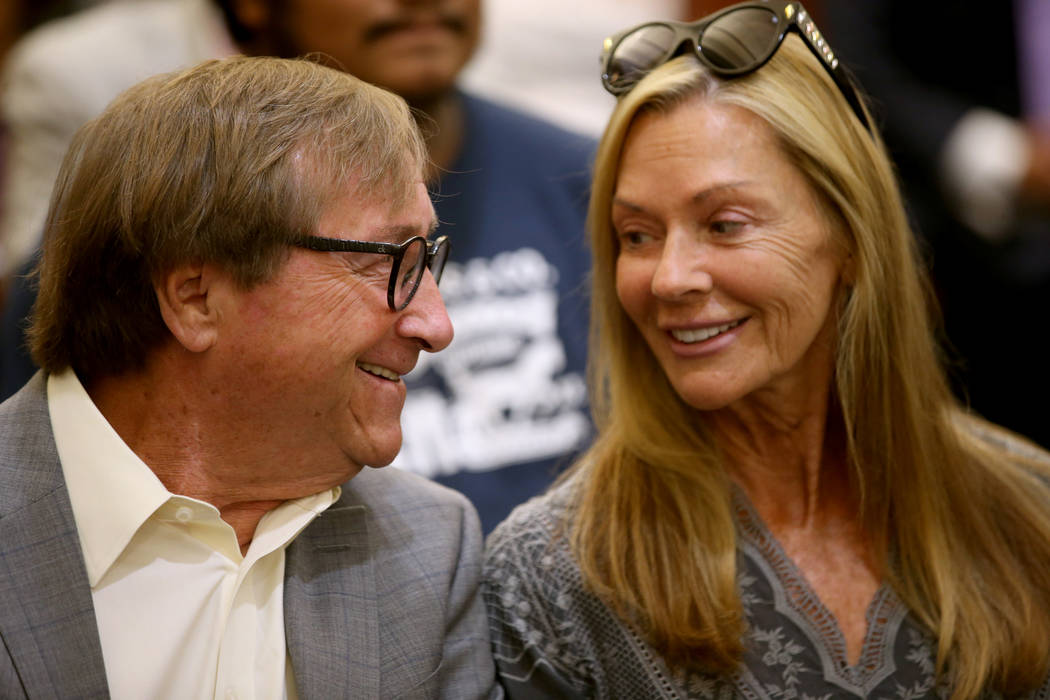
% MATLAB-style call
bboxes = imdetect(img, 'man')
[0,56,498,698]
[0,0,594,531]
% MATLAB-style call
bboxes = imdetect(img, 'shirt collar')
[48,370,342,584]
[48,370,172,586]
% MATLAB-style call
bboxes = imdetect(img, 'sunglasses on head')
[599,1,872,134]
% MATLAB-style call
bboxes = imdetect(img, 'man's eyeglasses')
[599,1,872,134]
[294,234,450,311]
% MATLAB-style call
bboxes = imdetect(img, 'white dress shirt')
[47,370,339,700]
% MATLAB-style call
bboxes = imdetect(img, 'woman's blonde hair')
[572,37,1050,696]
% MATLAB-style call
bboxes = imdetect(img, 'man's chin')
[364,455,397,469]
[354,432,403,469]
[380,69,460,106]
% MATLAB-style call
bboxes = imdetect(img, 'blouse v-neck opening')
[731,488,906,685]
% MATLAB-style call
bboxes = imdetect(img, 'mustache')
[364,14,469,42]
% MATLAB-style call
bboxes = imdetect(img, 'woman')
[483,2,1050,698]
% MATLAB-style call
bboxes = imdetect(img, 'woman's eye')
[619,230,652,247]
[710,220,745,235]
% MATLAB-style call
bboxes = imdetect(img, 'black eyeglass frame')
[293,234,450,311]
[600,1,872,134]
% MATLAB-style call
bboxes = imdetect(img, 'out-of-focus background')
[3,0,1048,531]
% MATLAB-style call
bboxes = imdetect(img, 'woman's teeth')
[671,320,742,343]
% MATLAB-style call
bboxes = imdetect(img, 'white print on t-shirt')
[392,247,589,477]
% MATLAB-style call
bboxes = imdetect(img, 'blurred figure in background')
[0,0,102,67]
[0,0,235,280]
[0,0,594,533]
[826,1,1050,448]
[460,1,814,138]
[1,0,107,307]
[460,0,686,137]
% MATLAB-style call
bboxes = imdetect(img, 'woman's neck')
[711,387,853,531]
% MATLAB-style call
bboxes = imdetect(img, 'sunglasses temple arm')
[834,67,874,135]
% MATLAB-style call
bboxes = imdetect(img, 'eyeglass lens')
[394,237,428,309]
[429,239,449,284]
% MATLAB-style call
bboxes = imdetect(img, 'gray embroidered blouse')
[483,476,1050,699]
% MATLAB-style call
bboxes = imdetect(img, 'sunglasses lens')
[700,7,781,71]
[605,23,676,92]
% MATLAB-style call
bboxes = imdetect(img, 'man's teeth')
[671,320,742,343]
[357,362,401,381]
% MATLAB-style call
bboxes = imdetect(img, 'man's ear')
[155,262,222,353]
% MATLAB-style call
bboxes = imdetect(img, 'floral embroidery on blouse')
[484,474,1050,699]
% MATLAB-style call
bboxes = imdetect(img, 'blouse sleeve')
[482,496,596,699]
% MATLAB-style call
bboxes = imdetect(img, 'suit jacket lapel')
[284,501,377,699]
[0,376,108,698]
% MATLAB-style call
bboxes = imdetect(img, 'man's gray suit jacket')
[0,373,500,698]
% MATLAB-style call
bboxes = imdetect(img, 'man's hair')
[572,38,1050,696]
[29,55,427,381]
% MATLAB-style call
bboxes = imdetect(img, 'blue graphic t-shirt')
[392,92,596,533]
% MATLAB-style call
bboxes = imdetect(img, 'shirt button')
[174,506,193,523]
